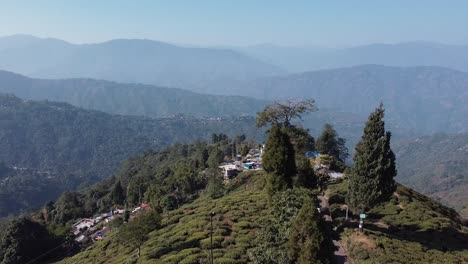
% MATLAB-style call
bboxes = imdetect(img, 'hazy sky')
[1,0,467,46]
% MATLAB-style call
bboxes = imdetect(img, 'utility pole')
[345,206,348,221]
[210,211,215,264]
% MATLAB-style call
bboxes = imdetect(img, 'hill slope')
[219,65,468,135]
[0,94,261,217]
[326,180,468,264]
[59,173,468,264]
[0,70,267,117]
[59,171,270,264]
[0,35,283,91]
[394,133,468,217]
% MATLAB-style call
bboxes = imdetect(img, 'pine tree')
[316,123,349,162]
[287,197,323,264]
[347,104,397,211]
[111,180,125,206]
[206,148,224,198]
[294,155,317,189]
[263,126,296,193]
[206,171,224,199]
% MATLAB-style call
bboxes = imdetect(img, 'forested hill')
[209,65,468,135]
[394,133,468,218]
[0,70,267,117]
[0,94,261,217]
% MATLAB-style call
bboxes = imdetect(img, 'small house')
[75,235,86,243]
[72,218,94,233]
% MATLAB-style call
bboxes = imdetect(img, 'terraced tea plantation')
[59,171,269,264]
[327,179,468,264]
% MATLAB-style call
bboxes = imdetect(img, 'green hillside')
[59,171,270,264]
[0,70,268,118]
[57,173,468,264]
[394,133,468,217]
[0,94,262,217]
[218,65,468,135]
[326,179,468,264]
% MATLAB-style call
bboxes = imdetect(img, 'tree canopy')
[0,217,60,264]
[347,104,397,211]
[118,210,161,258]
[316,123,349,162]
[256,99,317,128]
[262,126,296,194]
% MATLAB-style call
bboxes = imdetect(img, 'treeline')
[0,134,257,263]
[0,94,263,217]
[41,135,257,225]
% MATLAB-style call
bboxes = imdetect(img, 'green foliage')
[123,210,130,222]
[316,123,349,162]
[111,180,125,206]
[59,171,269,264]
[263,126,296,194]
[294,155,317,189]
[248,188,329,264]
[394,132,468,217]
[317,173,331,193]
[0,94,263,217]
[348,104,397,211]
[48,192,87,225]
[287,197,323,264]
[0,217,61,264]
[118,210,161,258]
[286,126,315,154]
[33,140,235,227]
[206,171,224,199]
[212,133,228,144]
[328,179,468,264]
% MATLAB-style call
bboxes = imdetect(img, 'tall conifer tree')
[287,198,323,264]
[347,104,397,211]
[316,123,348,162]
[263,126,296,193]
[111,180,125,206]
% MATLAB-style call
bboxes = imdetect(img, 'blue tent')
[305,151,320,158]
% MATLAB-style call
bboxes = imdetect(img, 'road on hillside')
[318,195,348,264]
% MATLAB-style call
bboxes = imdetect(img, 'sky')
[0,0,467,47]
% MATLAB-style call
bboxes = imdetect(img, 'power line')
[24,241,67,264]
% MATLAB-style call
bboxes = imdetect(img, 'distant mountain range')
[2,63,468,140]
[394,132,468,218]
[239,42,468,72]
[0,35,283,91]
[3,35,468,93]
[0,94,261,217]
[217,65,468,135]
[0,70,267,117]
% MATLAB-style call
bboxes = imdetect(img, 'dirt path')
[318,195,348,264]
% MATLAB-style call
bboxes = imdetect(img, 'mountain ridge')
[0,70,268,117]
[0,93,262,217]
[0,35,284,90]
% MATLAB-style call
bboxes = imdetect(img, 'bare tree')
[256,98,317,128]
